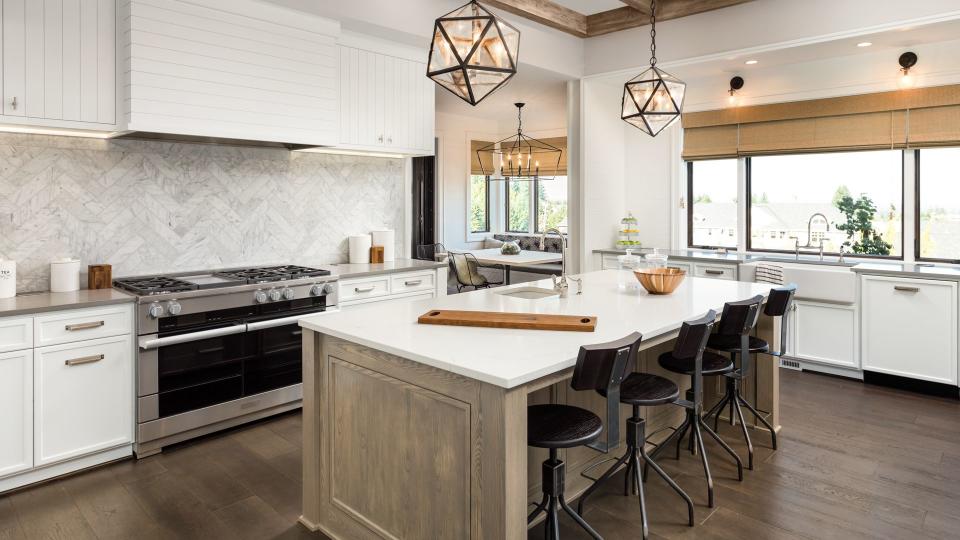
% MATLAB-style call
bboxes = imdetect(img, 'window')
[747,150,902,257]
[469,175,489,233]
[506,179,531,232]
[687,159,738,249]
[917,148,960,262]
[536,177,568,233]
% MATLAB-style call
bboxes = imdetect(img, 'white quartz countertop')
[300,270,772,388]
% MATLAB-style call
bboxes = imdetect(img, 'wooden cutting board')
[417,310,597,332]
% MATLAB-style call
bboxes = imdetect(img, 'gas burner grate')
[213,265,330,284]
[114,276,199,296]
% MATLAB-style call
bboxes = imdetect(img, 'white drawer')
[340,276,391,302]
[693,264,736,280]
[0,316,33,353]
[391,271,435,294]
[34,305,133,347]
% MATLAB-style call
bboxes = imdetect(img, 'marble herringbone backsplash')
[0,133,405,293]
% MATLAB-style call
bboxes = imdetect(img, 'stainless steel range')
[114,265,338,457]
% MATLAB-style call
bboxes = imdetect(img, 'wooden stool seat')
[707,334,770,354]
[658,350,734,376]
[601,372,679,406]
[528,404,602,449]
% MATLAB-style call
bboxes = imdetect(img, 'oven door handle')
[138,324,247,350]
[246,308,340,332]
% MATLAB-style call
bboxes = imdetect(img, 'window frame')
[914,148,960,264]
[468,174,491,234]
[686,160,740,250]
[504,178,533,233]
[744,151,905,260]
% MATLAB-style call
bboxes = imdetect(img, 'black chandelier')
[621,0,686,136]
[477,103,562,181]
[426,0,520,106]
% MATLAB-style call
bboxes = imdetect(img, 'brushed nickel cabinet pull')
[355,286,376,293]
[894,286,920,293]
[65,320,105,331]
[404,280,422,286]
[705,270,724,275]
[10,96,17,110]
[65,354,104,366]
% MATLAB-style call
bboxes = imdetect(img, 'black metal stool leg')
[577,447,631,514]
[732,396,754,470]
[702,392,728,430]
[547,497,559,540]
[698,420,744,481]
[673,416,691,460]
[690,420,715,508]
[642,450,695,527]
[560,496,602,540]
[630,453,649,539]
[528,493,549,523]
[738,393,778,450]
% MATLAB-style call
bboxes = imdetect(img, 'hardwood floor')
[1,369,958,539]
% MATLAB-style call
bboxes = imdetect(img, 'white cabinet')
[340,268,447,308]
[122,0,340,145]
[337,34,435,155]
[0,349,32,478]
[0,316,32,353]
[34,334,133,466]
[693,263,737,281]
[1,0,116,128]
[861,275,958,385]
[788,300,858,370]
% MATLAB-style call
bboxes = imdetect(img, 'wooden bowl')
[634,267,686,295]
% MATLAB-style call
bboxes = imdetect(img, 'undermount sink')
[495,286,560,300]
[748,262,856,304]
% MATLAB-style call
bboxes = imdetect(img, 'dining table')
[450,247,563,284]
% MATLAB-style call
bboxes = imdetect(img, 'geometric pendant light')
[476,103,562,181]
[621,0,686,136]
[427,0,520,106]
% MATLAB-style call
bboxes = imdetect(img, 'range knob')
[167,300,182,316]
[282,288,295,300]
[254,290,268,304]
[148,302,164,319]
[322,283,335,295]
[311,283,335,296]
[268,289,282,302]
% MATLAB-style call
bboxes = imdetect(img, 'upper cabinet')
[121,0,340,146]
[1,0,116,129]
[337,33,435,155]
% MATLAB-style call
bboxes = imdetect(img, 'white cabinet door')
[2,0,115,125]
[693,263,737,281]
[0,349,32,478]
[35,334,133,466]
[861,276,958,385]
[0,316,32,353]
[790,300,858,369]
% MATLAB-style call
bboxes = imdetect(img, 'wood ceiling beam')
[588,0,755,37]
[481,0,588,38]
[618,0,652,15]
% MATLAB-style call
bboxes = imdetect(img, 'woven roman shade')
[539,136,568,176]
[682,84,960,159]
[470,140,495,176]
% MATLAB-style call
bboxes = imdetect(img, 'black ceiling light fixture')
[728,76,744,106]
[898,51,918,88]
[621,0,686,136]
[426,1,520,106]
[477,103,562,182]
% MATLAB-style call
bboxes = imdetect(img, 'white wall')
[623,124,679,250]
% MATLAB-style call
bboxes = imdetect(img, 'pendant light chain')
[649,0,657,66]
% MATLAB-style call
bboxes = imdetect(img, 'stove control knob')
[311,283,335,296]
[254,290,268,304]
[268,289,282,302]
[322,283,335,295]
[282,288,295,300]
[167,301,182,316]
[148,302,164,319]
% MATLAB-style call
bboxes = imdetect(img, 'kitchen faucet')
[794,213,830,261]
[539,228,581,296]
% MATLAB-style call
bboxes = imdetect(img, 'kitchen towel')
[0,260,15,298]
[348,235,372,264]
[50,258,81,292]
[371,229,395,262]
[755,262,784,285]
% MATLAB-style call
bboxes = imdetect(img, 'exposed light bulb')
[899,68,913,88]
[744,59,758,65]
[857,42,872,48]
[728,92,738,106]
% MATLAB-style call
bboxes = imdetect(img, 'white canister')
[0,259,15,299]
[348,235,372,264]
[50,258,81,292]
[370,229,396,262]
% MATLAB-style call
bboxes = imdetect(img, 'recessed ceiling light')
[857,42,873,47]
[744,60,758,65]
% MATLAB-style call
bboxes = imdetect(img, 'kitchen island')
[298,270,779,539]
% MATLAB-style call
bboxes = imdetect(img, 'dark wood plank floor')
[1,369,958,539]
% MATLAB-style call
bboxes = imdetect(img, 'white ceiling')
[435,64,571,125]
[551,0,626,15]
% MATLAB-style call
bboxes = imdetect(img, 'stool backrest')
[416,243,446,261]
[765,283,797,357]
[673,310,717,410]
[716,295,766,337]
[572,332,642,453]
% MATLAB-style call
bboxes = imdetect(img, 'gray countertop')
[0,288,135,317]
[852,263,960,281]
[322,258,446,279]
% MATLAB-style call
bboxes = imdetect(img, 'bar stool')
[577,321,713,539]
[653,310,744,508]
[527,333,640,539]
[703,285,797,469]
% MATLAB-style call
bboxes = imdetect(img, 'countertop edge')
[851,265,960,281]
[0,292,136,317]
[327,259,446,280]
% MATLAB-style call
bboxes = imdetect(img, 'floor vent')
[779,358,802,371]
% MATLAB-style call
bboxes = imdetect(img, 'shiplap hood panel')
[120,0,340,147]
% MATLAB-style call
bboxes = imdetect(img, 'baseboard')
[863,371,959,399]
[0,445,133,494]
